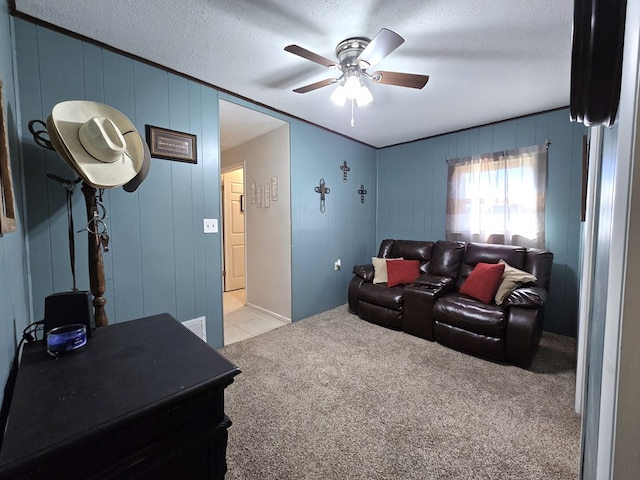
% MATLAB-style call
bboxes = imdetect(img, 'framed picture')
[0,80,16,234]
[145,125,197,163]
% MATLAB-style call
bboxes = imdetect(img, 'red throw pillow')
[386,259,420,287]
[459,262,506,304]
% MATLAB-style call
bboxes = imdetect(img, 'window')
[445,143,547,248]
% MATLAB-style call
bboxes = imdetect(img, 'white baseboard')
[245,302,290,323]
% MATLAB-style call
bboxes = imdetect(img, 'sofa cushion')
[495,259,537,305]
[359,283,404,311]
[372,257,403,284]
[433,293,506,337]
[459,262,505,304]
[387,259,420,287]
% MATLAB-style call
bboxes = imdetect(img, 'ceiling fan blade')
[293,78,335,93]
[357,28,404,69]
[284,45,338,69]
[372,71,430,89]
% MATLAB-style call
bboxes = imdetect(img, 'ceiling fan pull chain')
[351,100,355,127]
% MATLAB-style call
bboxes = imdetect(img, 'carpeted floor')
[219,305,580,480]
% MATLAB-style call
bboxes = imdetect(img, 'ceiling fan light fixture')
[330,84,347,106]
[356,85,373,107]
[344,74,362,100]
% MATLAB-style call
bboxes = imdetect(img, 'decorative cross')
[358,184,367,204]
[314,178,330,213]
[340,161,350,182]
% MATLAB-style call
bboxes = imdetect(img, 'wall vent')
[181,316,207,342]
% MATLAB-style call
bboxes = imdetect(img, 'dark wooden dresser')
[0,313,240,479]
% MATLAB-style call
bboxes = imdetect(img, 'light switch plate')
[203,219,218,233]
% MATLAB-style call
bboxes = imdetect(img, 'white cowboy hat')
[122,133,151,192]
[47,101,145,189]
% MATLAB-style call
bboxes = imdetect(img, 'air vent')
[181,316,207,342]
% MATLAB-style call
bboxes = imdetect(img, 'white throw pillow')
[372,257,403,284]
[495,259,537,305]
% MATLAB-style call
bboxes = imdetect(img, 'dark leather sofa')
[348,239,554,368]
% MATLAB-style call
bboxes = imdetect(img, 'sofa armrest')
[505,307,544,368]
[348,276,366,314]
[352,264,374,282]
[403,281,454,341]
[414,273,456,290]
[503,286,548,309]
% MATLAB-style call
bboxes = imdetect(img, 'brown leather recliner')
[348,239,554,368]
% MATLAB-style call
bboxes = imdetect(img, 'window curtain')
[445,143,547,248]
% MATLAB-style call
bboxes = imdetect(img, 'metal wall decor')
[314,178,330,213]
[340,161,350,182]
[358,185,367,203]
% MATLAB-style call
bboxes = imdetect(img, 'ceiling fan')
[284,28,429,112]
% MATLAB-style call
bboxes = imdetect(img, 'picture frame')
[145,125,197,164]
[0,80,17,234]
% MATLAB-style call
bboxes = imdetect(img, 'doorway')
[219,99,291,345]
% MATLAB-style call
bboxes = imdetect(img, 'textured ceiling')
[219,99,287,151]
[13,0,575,148]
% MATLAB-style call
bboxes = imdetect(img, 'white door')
[222,168,245,291]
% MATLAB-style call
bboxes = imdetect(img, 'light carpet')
[220,305,580,480]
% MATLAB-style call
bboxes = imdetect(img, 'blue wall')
[12,20,378,354]
[290,121,377,320]
[377,110,587,336]
[2,16,584,404]
[0,1,30,400]
[14,20,223,347]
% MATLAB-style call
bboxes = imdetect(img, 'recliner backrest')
[457,243,527,291]
[524,248,554,290]
[429,240,466,278]
[377,239,434,273]
[377,239,395,258]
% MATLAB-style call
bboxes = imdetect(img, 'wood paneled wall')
[1,0,30,395]
[13,20,379,349]
[377,109,587,336]
[11,18,582,344]
[15,20,224,345]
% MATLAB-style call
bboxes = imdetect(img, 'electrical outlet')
[203,219,218,233]
[334,259,341,271]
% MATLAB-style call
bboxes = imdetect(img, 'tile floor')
[223,289,289,345]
